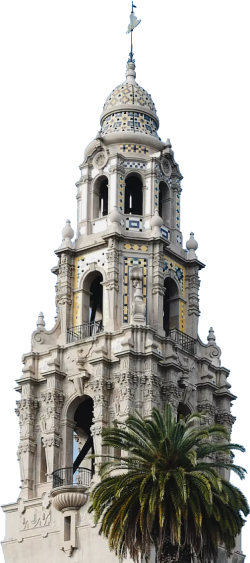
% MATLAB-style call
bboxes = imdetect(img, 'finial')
[62,219,74,248]
[37,312,45,329]
[151,209,163,231]
[207,327,216,343]
[109,206,121,225]
[166,138,172,148]
[126,60,136,84]
[186,232,198,259]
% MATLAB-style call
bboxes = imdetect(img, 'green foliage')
[89,404,249,562]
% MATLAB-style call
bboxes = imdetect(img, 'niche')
[159,181,171,225]
[163,278,180,334]
[40,438,47,483]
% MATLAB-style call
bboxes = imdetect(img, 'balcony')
[167,328,196,354]
[51,467,93,512]
[67,321,103,343]
[52,466,92,489]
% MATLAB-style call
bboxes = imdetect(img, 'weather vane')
[126,2,141,62]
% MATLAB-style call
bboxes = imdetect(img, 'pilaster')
[185,268,200,338]
[54,250,75,342]
[151,241,165,335]
[104,236,120,331]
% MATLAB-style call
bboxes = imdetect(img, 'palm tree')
[89,404,249,563]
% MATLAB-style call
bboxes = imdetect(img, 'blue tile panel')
[119,175,124,212]
[120,144,149,154]
[161,227,170,240]
[176,193,180,229]
[102,111,158,137]
[125,217,143,231]
[154,178,159,208]
[123,161,146,169]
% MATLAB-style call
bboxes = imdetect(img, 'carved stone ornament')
[160,155,172,177]
[69,372,90,395]
[52,489,87,512]
[93,150,108,170]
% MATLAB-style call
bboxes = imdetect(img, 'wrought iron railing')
[67,321,103,343]
[168,328,196,354]
[52,466,92,489]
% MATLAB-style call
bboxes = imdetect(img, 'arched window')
[163,278,179,334]
[82,271,103,330]
[159,181,171,225]
[177,402,191,421]
[73,396,94,476]
[125,175,143,215]
[89,274,103,323]
[93,176,109,219]
[99,178,108,217]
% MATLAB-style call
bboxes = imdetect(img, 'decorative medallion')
[93,150,108,170]
[160,155,172,177]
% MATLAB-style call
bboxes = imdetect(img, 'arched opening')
[125,175,143,215]
[73,396,95,476]
[99,178,108,217]
[89,274,103,323]
[93,175,109,219]
[159,181,171,225]
[82,271,103,331]
[177,402,191,421]
[163,278,179,334]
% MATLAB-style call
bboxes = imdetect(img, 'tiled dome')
[103,82,157,116]
[100,61,160,139]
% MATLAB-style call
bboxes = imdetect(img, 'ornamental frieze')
[161,382,183,400]
[216,411,236,428]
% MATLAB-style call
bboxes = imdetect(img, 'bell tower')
[2,50,245,563]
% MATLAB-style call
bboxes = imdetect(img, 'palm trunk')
[160,539,191,563]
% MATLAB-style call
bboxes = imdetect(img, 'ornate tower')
[2,54,244,563]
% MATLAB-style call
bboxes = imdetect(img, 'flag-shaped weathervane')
[125,2,141,35]
[126,2,141,61]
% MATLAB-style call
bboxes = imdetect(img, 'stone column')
[109,158,124,211]
[79,172,92,235]
[105,236,120,331]
[16,389,38,499]
[40,386,64,481]
[215,410,236,479]
[56,251,74,341]
[144,157,156,219]
[171,183,182,245]
[142,372,161,416]
[61,418,75,468]
[116,370,138,420]
[185,268,200,339]
[151,242,165,335]
[161,381,183,419]
[90,366,111,476]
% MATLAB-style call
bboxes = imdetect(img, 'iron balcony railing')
[168,328,196,354]
[52,466,92,489]
[67,320,103,343]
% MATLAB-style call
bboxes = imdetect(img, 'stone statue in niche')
[130,266,146,325]
[131,282,146,324]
